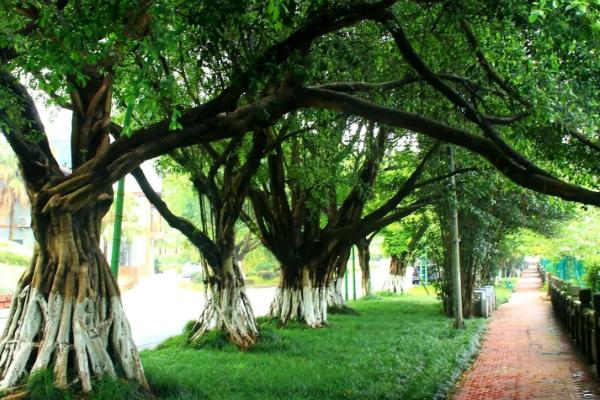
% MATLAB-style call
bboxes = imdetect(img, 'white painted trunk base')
[268,286,328,328]
[191,283,258,349]
[0,288,145,392]
[383,275,406,293]
[327,278,346,309]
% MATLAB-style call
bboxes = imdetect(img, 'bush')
[255,262,276,272]
[190,271,203,284]
[258,270,275,280]
[0,250,29,267]
[584,256,600,292]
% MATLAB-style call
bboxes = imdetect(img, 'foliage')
[0,248,29,267]
[189,271,203,285]
[509,207,600,262]
[100,191,143,245]
[584,256,600,293]
[243,247,279,274]
[142,290,486,400]
[495,278,517,307]
[0,143,27,218]
[423,150,571,315]
[257,270,276,281]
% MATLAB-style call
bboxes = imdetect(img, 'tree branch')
[131,167,221,268]
[296,86,600,206]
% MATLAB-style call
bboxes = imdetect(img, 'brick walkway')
[453,266,600,400]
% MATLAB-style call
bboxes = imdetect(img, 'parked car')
[182,262,202,278]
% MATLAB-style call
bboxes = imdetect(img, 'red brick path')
[453,266,600,400]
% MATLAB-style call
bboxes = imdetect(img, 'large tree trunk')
[356,239,372,297]
[269,267,327,328]
[0,210,147,392]
[326,276,345,310]
[326,248,352,312]
[190,251,258,349]
[384,254,408,293]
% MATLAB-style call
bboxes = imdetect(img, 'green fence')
[541,256,585,287]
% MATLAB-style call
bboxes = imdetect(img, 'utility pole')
[448,145,464,329]
[351,245,356,300]
[109,63,148,278]
[110,178,125,278]
[110,98,137,278]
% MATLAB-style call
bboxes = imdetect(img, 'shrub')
[255,262,276,272]
[0,250,29,267]
[190,271,203,284]
[584,256,600,292]
[258,270,275,280]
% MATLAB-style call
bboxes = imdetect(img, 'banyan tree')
[1,0,599,393]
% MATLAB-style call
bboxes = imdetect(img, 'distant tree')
[382,216,429,293]
[0,145,27,241]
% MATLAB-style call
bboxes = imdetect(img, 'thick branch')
[131,167,221,267]
[0,71,63,189]
[297,87,600,206]
[373,12,550,179]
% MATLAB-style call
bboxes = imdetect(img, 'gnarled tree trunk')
[356,239,372,297]
[190,248,258,349]
[326,277,345,310]
[269,267,327,328]
[326,248,352,312]
[0,210,147,392]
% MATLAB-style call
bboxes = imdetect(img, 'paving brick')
[453,266,600,400]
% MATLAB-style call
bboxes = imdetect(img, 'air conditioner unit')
[16,217,31,228]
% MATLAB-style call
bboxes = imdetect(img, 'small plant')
[27,369,71,400]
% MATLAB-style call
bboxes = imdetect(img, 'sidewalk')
[454,266,600,399]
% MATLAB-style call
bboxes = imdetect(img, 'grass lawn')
[495,278,518,307]
[141,289,487,400]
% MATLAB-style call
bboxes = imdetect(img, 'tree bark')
[268,266,328,328]
[326,248,351,311]
[0,209,147,392]
[356,239,372,297]
[190,246,258,349]
[384,254,408,293]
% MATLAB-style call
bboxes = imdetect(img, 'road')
[0,259,399,349]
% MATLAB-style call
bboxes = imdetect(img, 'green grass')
[495,278,518,307]
[141,291,486,400]
[24,369,145,400]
